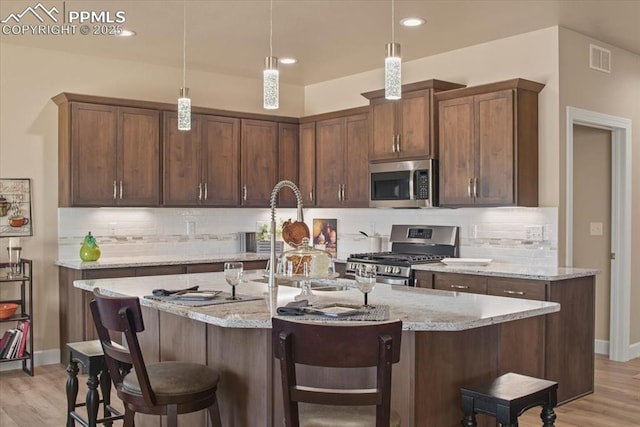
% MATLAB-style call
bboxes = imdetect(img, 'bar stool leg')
[461,414,477,427]
[99,369,113,427]
[85,374,100,427]
[541,405,556,427]
[66,359,79,427]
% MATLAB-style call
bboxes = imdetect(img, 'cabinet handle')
[243,185,247,201]
[468,179,473,198]
[198,183,203,201]
[450,284,469,290]
[338,185,342,201]
[204,183,208,201]
[391,135,397,153]
[309,188,313,201]
[473,178,478,198]
[503,290,525,296]
[396,135,401,153]
[113,181,117,200]
[119,181,123,199]
[341,184,346,201]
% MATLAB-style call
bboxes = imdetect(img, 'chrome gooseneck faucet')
[269,180,304,288]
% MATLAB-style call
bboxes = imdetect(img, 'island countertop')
[56,252,270,270]
[412,261,598,281]
[74,271,559,331]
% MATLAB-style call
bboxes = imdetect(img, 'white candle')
[8,237,21,249]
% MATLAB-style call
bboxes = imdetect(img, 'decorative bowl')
[0,303,19,319]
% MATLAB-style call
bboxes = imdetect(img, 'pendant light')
[385,0,401,100]
[178,0,191,131]
[263,0,279,110]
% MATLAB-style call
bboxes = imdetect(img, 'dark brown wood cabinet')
[437,79,544,207]
[278,123,299,207]
[421,270,595,404]
[164,113,240,206]
[55,99,161,207]
[315,113,369,207]
[298,122,316,207]
[240,119,278,207]
[362,80,465,161]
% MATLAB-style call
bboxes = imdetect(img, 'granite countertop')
[56,253,271,269]
[74,272,559,331]
[412,262,598,281]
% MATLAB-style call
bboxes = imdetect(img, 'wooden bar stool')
[460,372,558,427]
[66,340,125,427]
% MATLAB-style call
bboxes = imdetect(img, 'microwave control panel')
[416,170,430,199]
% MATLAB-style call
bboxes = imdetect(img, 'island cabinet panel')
[278,123,300,207]
[164,113,240,206]
[208,326,272,427]
[298,122,316,207]
[60,103,162,207]
[414,270,434,288]
[437,79,544,207]
[241,119,278,207]
[315,113,369,207]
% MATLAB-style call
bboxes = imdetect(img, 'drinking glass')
[224,262,243,300]
[354,264,376,307]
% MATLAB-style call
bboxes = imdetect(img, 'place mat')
[144,292,262,307]
[277,303,389,322]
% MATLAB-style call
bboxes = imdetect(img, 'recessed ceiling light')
[280,58,298,65]
[117,29,136,37]
[400,17,425,27]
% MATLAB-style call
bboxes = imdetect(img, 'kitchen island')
[75,272,559,427]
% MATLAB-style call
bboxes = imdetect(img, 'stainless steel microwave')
[369,159,437,208]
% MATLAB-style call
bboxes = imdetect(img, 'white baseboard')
[0,348,60,372]
[629,341,640,360]
[594,339,640,361]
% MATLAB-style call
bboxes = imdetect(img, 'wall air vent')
[589,44,611,73]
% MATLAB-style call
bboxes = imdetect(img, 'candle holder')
[6,246,22,279]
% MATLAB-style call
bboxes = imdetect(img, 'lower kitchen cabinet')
[415,269,595,404]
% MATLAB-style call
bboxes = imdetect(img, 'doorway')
[565,106,632,362]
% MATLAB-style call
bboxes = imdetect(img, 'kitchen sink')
[250,277,350,292]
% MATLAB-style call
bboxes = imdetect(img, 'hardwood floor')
[0,355,638,426]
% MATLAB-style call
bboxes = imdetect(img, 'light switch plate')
[590,222,603,236]
[525,225,544,241]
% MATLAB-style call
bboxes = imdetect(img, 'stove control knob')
[386,266,392,273]
[393,267,400,274]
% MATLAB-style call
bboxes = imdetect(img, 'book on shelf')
[16,319,30,357]
[0,330,12,356]
[6,329,22,359]
[0,329,16,358]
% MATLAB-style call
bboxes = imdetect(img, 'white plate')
[441,258,492,266]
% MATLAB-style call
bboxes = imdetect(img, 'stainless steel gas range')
[346,225,459,286]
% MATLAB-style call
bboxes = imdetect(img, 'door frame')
[565,106,632,362]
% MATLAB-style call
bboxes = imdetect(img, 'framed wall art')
[313,218,337,257]
[0,178,33,237]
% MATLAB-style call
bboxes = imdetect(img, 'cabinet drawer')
[487,278,547,301]
[414,270,434,289]
[136,265,185,277]
[434,273,487,294]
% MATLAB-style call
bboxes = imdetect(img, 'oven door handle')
[346,272,409,286]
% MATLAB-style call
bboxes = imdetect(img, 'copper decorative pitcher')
[0,195,11,217]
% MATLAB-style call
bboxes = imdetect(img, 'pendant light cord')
[182,0,187,88]
[391,0,395,42]
[269,0,273,57]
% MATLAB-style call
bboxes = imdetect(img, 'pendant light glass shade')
[385,42,401,100]
[178,87,191,131]
[264,56,279,110]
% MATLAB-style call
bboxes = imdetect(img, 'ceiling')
[1,0,639,85]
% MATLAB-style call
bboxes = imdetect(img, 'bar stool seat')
[461,372,558,427]
[66,340,126,427]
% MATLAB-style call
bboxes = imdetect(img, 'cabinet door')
[298,123,316,207]
[438,96,476,206]
[369,100,397,161]
[315,118,345,207]
[487,277,547,301]
[241,119,278,207]
[201,115,240,206]
[399,90,432,159]
[433,273,487,294]
[475,90,515,206]
[71,103,118,206]
[278,123,299,207]
[117,107,160,206]
[343,113,370,207]
[163,113,202,205]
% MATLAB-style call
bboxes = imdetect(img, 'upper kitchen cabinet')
[436,79,545,207]
[54,94,161,207]
[241,119,278,207]
[278,123,299,208]
[164,113,240,206]
[298,122,316,207]
[361,80,465,162]
[315,111,370,207]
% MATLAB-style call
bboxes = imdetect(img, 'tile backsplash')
[58,207,558,266]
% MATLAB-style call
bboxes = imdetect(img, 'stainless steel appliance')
[369,159,437,208]
[346,225,458,286]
